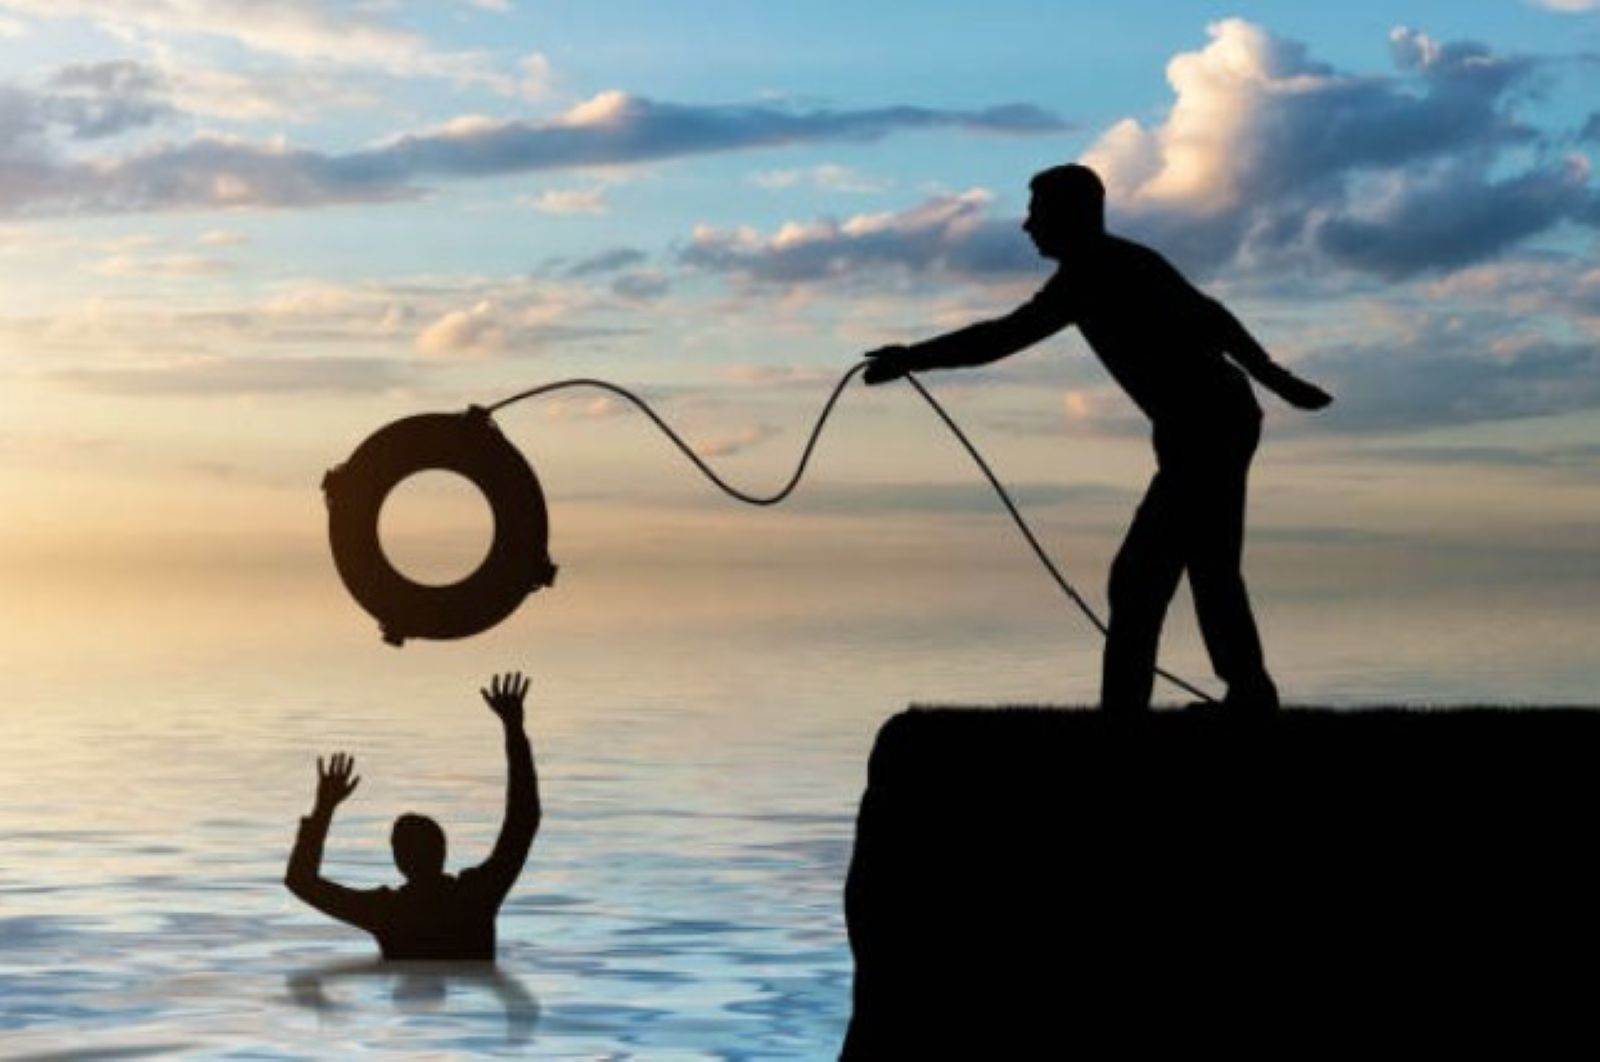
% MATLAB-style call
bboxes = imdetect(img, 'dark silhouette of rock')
[842,706,1600,1058]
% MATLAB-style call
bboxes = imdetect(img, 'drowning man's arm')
[863,280,1076,385]
[1203,297,1333,410]
[284,752,384,931]
[471,672,541,907]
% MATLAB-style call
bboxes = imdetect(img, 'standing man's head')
[1024,164,1105,260]
[392,813,447,882]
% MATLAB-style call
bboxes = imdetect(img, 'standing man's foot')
[1220,678,1279,715]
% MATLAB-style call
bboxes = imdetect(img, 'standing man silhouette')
[863,164,1332,713]
[285,672,541,958]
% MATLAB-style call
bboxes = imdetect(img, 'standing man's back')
[1046,234,1262,427]
[285,672,541,960]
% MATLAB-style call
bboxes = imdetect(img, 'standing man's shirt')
[910,234,1260,427]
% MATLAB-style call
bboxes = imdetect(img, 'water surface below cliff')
[1,561,1593,1057]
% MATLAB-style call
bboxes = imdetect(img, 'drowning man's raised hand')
[314,752,360,814]
[863,344,913,386]
[481,671,529,728]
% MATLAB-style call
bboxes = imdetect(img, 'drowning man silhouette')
[285,672,540,959]
[864,164,1332,713]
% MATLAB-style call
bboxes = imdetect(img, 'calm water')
[1,532,1596,1058]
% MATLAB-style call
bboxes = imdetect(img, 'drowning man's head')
[391,812,447,882]
[1024,163,1105,260]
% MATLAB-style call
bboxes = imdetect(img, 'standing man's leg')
[1101,470,1186,712]
[1185,418,1277,710]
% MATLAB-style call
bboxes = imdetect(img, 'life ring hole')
[377,470,496,588]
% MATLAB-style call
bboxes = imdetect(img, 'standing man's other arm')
[285,752,384,931]
[473,672,541,904]
[1204,297,1333,410]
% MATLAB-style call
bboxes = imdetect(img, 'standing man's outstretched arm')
[861,282,1076,385]
[472,672,541,905]
[285,752,383,931]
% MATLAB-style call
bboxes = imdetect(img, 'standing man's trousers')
[1100,411,1274,711]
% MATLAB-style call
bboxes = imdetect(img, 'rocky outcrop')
[842,707,1600,1058]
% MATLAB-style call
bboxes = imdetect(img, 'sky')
[0,1,1597,692]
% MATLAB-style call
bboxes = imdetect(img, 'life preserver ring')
[323,407,556,645]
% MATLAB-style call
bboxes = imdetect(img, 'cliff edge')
[842,706,1600,1058]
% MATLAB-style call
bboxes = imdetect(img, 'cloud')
[752,163,888,194]
[693,422,780,457]
[1531,0,1599,11]
[1302,323,1600,432]
[541,394,627,420]
[92,251,233,277]
[1080,19,1596,277]
[0,62,399,211]
[53,355,415,396]
[524,187,607,215]
[0,69,173,146]
[791,481,1136,517]
[1353,441,1600,470]
[610,270,669,301]
[48,59,163,97]
[520,52,553,101]
[1315,155,1594,278]
[412,293,625,357]
[1422,254,1600,324]
[0,91,1066,217]
[679,25,1597,291]
[346,92,1064,182]
[34,51,386,127]
[563,246,647,277]
[682,189,1039,285]
[43,60,176,137]
[0,134,425,215]
[0,1,497,83]
[1,276,627,379]
[415,299,509,356]
[720,364,844,389]
[143,49,382,123]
